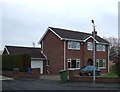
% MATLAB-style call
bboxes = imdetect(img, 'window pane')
[97,59,106,68]
[103,59,106,67]
[71,60,76,68]
[68,62,71,68]
[68,59,80,69]
[68,41,80,50]
[97,45,106,51]
[87,42,93,50]
[99,60,103,67]
[76,62,80,68]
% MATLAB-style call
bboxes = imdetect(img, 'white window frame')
[96,59,106,69]
[96,44,106,51]
[68,59,80,69]
[68,41,80,50]
[47,60,50,66]
[87,42,93,50]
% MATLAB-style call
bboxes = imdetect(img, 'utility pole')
[91,20,96,82]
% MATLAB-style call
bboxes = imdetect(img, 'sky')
[0,0,119,50]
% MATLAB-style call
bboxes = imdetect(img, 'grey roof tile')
[4,46,46,59]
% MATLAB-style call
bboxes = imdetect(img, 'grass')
[100,69,118,78]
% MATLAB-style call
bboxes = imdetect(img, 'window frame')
[46,60,50,66]
[96,59,106,69]
[68,59,80,69]
[68,41,80,50]
[87,42,93,51]
[96,44,106,51]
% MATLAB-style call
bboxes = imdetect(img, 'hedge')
[116,61,120,76]
[2,54,31,72]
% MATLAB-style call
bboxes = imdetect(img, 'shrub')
[115,61,120,76]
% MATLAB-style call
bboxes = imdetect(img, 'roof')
[39,27,109,44]
[3,46,46,59]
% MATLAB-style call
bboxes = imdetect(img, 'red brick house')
[38,27,110,74]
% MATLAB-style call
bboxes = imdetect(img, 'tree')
[103,37,119,62]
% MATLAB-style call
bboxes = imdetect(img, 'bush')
[115,61,120,76]
[2,54,31,72]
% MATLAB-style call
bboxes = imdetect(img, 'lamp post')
[91,20,96,82]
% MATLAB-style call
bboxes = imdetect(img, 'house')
[3,45,47,74]
[38,27,110,74]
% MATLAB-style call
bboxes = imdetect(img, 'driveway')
[0,75,13,80]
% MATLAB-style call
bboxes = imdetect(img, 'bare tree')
[103,37,119,62]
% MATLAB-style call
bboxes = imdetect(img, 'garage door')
[31,60,43,74]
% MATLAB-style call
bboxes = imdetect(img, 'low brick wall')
[2,68,40,80]
[69,70,120,83]
[96,77,120,83]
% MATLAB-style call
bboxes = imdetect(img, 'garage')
[2,46,47,74]
[31,60,43,74]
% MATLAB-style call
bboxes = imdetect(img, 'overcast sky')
[0,0,119,50]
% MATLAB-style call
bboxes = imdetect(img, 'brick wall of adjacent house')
[42,30,64,74]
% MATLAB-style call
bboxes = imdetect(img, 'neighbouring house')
[38,27,110,74]
[3,45,47,74]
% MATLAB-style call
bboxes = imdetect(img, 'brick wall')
[84,38,109,73]
[41,30,109,74]
[42,30,64,74]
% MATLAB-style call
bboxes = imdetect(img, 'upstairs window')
[68,41,80,50]
[96,44,105,51]
[87,42,93,50]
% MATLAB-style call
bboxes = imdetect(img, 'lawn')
[100,70,118,78]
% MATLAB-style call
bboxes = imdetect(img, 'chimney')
[92,31,97,36]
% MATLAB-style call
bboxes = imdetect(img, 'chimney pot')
[92,31,97,35]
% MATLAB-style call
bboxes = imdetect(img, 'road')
[2,78,120,91]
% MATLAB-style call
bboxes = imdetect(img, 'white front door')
[31,60,43,74]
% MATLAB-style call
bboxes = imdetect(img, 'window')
[68,59,80,69]
[47,60,49,66]
[96,44,105,51]
[68,41,80,50]
[87,42,93,50]
[96,59,106,68]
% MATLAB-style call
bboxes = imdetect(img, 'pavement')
[40,74,61,80]
[0,75,13,80]
[1,75,120,90]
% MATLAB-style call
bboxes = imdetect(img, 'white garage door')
[31,60,43,74]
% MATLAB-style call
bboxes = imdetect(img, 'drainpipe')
[41,40,43,52]
[108,45,110,73]
[64,40,66,70]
